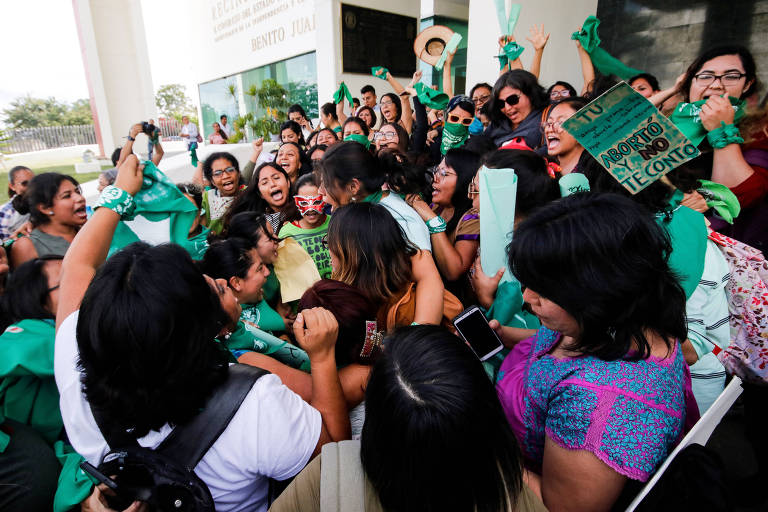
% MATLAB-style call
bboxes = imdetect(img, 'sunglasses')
[447,114,474,126]
[472,94,491,105]
[502,94,521,106]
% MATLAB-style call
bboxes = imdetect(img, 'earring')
[351,196,356,202]
[48,211,54,215]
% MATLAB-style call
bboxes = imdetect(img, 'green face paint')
[441,122,469,155]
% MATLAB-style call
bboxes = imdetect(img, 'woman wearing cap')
[485,70,549,149]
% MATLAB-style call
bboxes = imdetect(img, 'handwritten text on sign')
[562,82,700,194]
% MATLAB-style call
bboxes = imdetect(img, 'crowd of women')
[0,33,766,511]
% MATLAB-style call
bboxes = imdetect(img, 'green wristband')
[426,215,447,234]
[706,122,744,149]
[96,185,136,220]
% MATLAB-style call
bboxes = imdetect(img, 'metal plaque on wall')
[341,4,417,76]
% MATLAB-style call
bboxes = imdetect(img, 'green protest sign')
[562,82,700,194]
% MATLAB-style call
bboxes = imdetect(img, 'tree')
[2,95,68,128]
[63,98,93,125]
[155,83,195,120]
[1,96,93,128]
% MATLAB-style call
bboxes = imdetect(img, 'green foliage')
[252,79,289,139]
[0,128,10,153]
[228,113,253,143]
[155,83,195,120]
[1,95,93,129]
[226,82,238,100]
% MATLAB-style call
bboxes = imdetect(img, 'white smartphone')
[452,306,504,361]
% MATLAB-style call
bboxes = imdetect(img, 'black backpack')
[85,364,268,511]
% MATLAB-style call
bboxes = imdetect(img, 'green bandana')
[344,133,371,149]
[669,97,747,147]
[371,66,389,80]
[496,41,525,70]
[108,161,201,259]
[361,190,384,203]
[441,122,469,155]
[697,179,741,224]
[571,16,644,80]
[224,321,311,372]
[333,82,353,105]
[414,83,449,110]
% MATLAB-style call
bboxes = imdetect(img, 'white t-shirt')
[379,192,431,252]
[54,311,320,512]
[181,122,199,139]
[220,122,234,138]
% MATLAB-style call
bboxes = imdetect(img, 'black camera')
[141,122,157,136]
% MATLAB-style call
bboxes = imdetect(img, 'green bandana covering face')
[571,16,644,80]
[371,66,389,80]
[414,83,450,110]
[441,122,469,155]
[669,97,747,147]
[496,42,525,70]
[697,179,741,224]
[333,82,353,105]
[344,133,371,149]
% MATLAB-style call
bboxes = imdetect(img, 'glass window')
[198,77,239,139]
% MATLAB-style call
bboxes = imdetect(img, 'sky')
[0,0,198,126]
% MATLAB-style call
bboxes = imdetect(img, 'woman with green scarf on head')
[668,45,768,252]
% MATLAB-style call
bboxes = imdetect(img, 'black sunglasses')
[503,94,521,106]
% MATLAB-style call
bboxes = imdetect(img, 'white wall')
[73,0,157,157]
[466,0,597,94]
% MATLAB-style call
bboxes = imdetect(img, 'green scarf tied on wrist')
[333,82,353,105]
[344,133,371,150]
[496,42,525,70]
[571,16,644,80]
[414,83,449,110]
[371,66,389,80]
[669,96,747,147]
[441,122,469,155]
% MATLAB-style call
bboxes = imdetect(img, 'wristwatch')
[126,135,135,141]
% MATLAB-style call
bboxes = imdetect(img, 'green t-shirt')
[241,301,286,333]
[0,319,62,446]
[278,217,333,278]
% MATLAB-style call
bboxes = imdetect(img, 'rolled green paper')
[571,16,644,80]
[435,32,463,71]
[558,172,591,197]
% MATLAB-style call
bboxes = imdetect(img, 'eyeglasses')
[472,94,491,105]
[468,179,479,195]
[373,132,396,140]
[447,114,474,126]
[502,94,521,106]
[212,167,237,178]
[693,72,747,86]
[550,90,571,99]
[540,120,564,132]
[432,166,457,180]
[380,99,395,107]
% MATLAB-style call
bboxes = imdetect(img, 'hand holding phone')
[452,306,504,361]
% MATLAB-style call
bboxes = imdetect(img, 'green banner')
[562,82,700,194]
